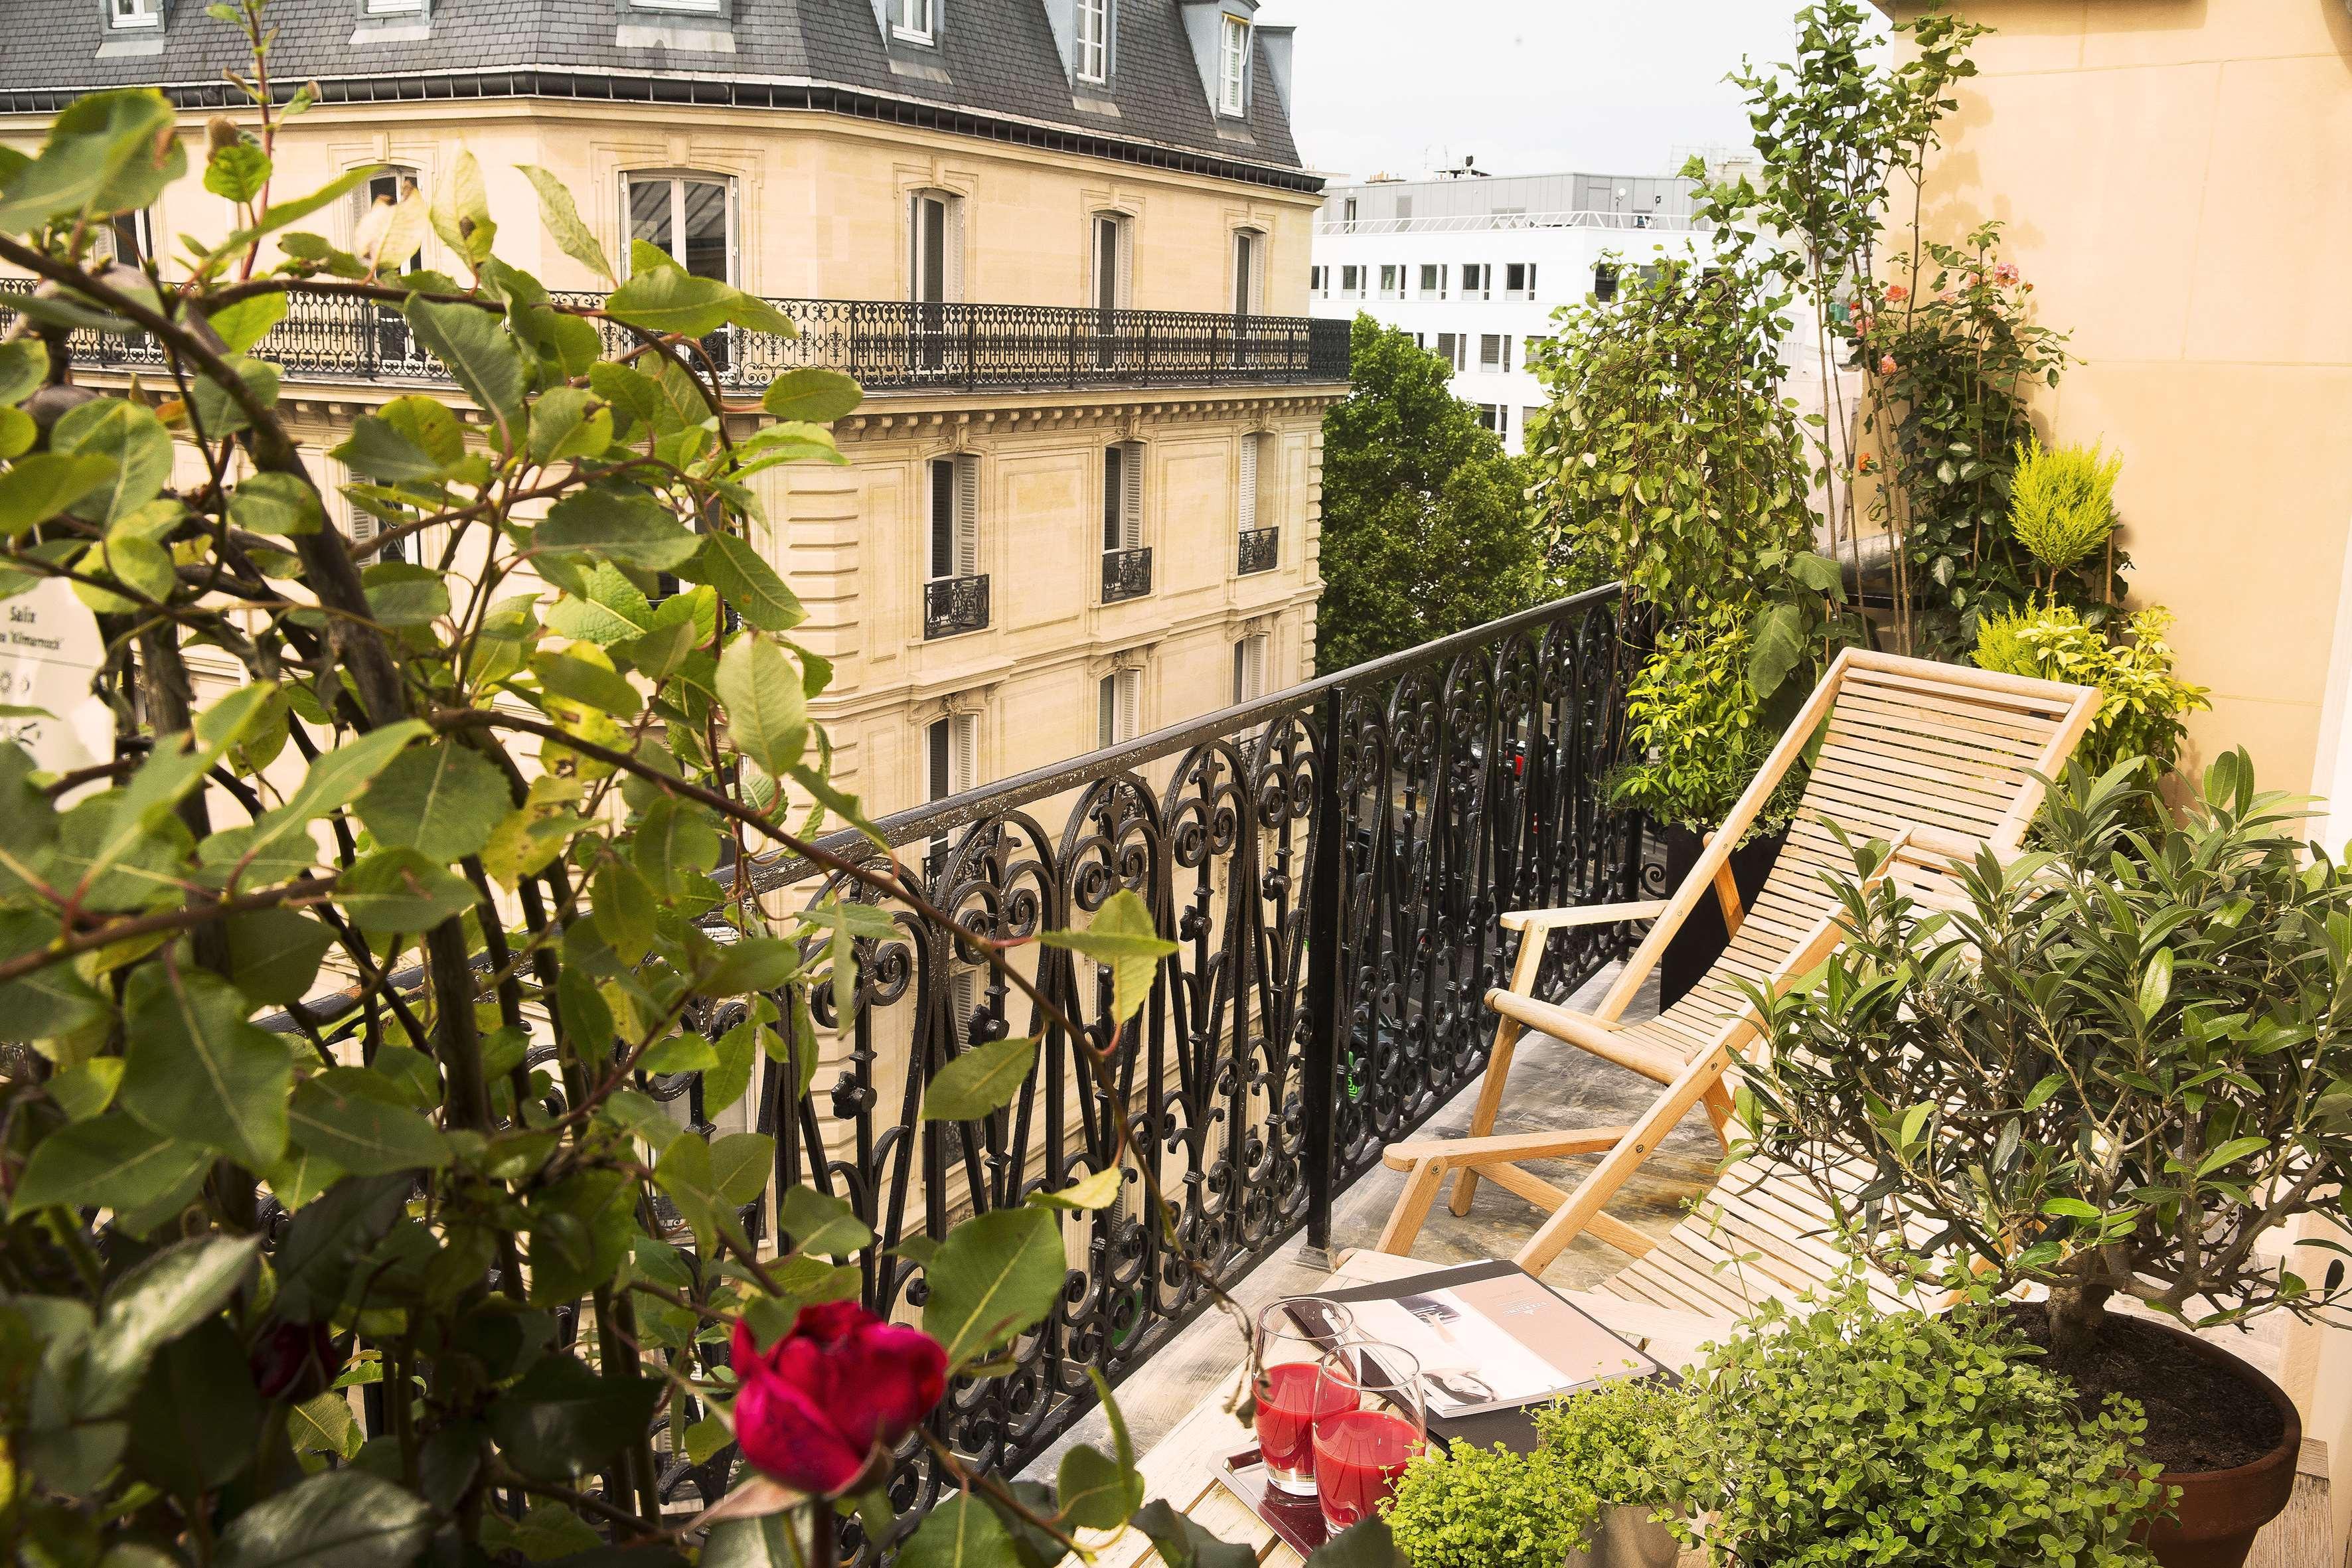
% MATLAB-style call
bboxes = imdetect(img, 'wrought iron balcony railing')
[1100,546,1153,603]
[1237,526,1280,575]
[0,279,1353,394]
[922,574,990,639]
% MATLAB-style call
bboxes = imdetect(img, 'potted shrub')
[1607,611,1804,1007]
[1664,1273,2168,1567]
[1748,754,2352,1566]
[1383,1376,1690,1568]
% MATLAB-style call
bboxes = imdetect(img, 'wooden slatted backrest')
[1632,651,2100,1054]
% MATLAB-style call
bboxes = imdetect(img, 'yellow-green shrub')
[1972,601,2207,773]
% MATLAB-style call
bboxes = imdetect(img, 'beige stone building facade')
[0,0,1348,819]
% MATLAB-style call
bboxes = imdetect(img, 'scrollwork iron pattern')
[1235,526,1280,576]
[922,574,992,639]
[1099,546,1153,603]
[674,588,1645,1549]
[0,281,1352,394]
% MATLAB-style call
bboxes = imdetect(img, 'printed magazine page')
[1342,1272,1659,1417]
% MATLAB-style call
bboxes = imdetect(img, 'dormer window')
[891,0,934,44]
[1075,0,1109,83]
[362,0,426,13]
[1217,13,1249,116]
[110,0,161,26]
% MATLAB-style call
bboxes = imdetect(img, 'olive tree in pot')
[1746,755,2352,1568]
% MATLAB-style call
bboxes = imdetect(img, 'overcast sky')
[1253,1,1893,185]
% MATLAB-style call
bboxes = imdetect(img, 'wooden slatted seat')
[1373,649,2102,1291]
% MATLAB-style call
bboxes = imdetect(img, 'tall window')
[110,0,161,24]
[1476,404,1505,436]
[1092,214,1129,316]
[104,210,154,269]
[1075,0,1109,82]
[1101,443,1144,555]
[927,713,978,801]
[1237,432,1271,535]
[627,175,730,281]
[1377,264,1402,301]
[1340,264,1362,297]
[1593,263,1618,303]
[1309,265,1327,297]
[1434,333,1465,373]
[910,191,963,304]
[893,0,935,44]
[357,169,424,274]
[1232,229,1262,317]
[1478,333,1511,372]
[1231,632,1269,705]
[1505,262,1536,299]
[928,455,979,581]
[1341,197,1358,231]
[1217,13,1249,116]
[1417,264,1445,299]
[1460,262,1489,299]
[1098,668,1140,749]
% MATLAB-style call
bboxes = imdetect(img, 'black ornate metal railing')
[1237,526,1280,576]
[1100,546,1153,604]
[0,279,1354,394]
[922,575,990,640]
[692,586,1650,1542]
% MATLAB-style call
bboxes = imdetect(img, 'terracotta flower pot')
[2136,1319,2302,1568]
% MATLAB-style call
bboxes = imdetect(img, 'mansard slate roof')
[0,0,1313,191]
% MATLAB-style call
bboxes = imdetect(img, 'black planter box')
[1655,823,1788,1011]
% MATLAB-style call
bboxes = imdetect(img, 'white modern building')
[1306,167,1723,454]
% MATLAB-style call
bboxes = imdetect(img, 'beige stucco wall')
[1890,0,2352,799]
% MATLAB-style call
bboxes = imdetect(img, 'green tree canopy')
[1315,315,1545,672]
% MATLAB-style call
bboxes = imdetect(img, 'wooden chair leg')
[1515,1047,1731,1274]
[1447,1023,1521,1216]
[1377,1154,1447,1256]
[1701,1082,1735,1149]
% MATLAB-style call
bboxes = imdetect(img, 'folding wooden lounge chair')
[1374,649,2102,1285]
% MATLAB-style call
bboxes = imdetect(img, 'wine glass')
[1311,1340,1427,1533]
[1252,1296,1356,1496]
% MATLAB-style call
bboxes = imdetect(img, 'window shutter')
[953,712,978,793]
[1115,218,1133,309]
[1118,668,1139,742]
[1502,336,1513,373]
[1243,635,1266,701]
[945,196,965,303]
[1119,441,1142,550]
[1237,433,1259,532]
[1099,674,1117,749]
[953,454,980,576]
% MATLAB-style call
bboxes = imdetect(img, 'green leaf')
[1303,1519,1405,1568]
[51,397,172,523]
[921,1206,1067,1368]
[0,453,118,537]
[607,264,773,339]
[337,846,477,933]
[709,1131,775,1208]
[356,738,510,861]
[1058,1377,1143,1529]
[653,1132,729,1252]
[777,1183,873,1258]
[128,1318,261,1496]
[1784,550,1845,596]
[291,1070,453,1176]
[0,341,48,406]
[702,1518,799,1568]
[333,414,447,483]
[2137,947,2174,1018]
[761,368,863,423]
[518,164,616,285]
[898,1488,1016,1568]
[204,290,288,355]
[11,1113,208,1218]
[680,531,805,633]
[1130,1500,1257,1568]
[2196,1136,2270,1179]
[203,141,272,203]
[534,646,643,718]
[226,906,337,1006]
[1038,889,1174,1026]
[226,471,323,536]
[718,635,808,778]
[633,797,719,893]
[0,89,186,235]
[2041,1197,2101,1220]
[87,1234,262,1413]
[189,353,280,437]
[486,1353,665,1483]
[404,297,526,432]
[1746,599,1808,700]
[118,965,291,1169]
[923,1036,1039,1123]
[700,936,799,997]
[362,560,450,627]
[427,149,497,266]
[706,1016,757,1117]
[537,487,701,571]
[214,1468,434,1568]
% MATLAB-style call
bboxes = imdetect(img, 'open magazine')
[1326,1265,1660,1419]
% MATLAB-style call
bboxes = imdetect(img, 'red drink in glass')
[1257,1361,1358,1490]
[1312,1407,1424,1531]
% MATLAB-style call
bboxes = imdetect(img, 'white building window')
[1377,264,1403,301]
[928,455,980,582]
[928,712,978,801]
[1460,262,1490,299]
[103,210,154,268]
[1340,264,1363,297]
[110,0,163,22]
[1417,264,1445,300]
[1309,265,1326,298]
[1237,431,1272,534]
[1432,333,1462,372]
[355,168,424,274]
[1217,13,1250,116]
[1232,632,1269,705]
[1099,668,1141,749]
[1075,0,1110,82]
[626,174,732,281]
[1478,333,1511,372]
[1232,228,1263,317]
[1506,262,1537,299]
[910,190,965,303]
[1103,443,1143,554]
[1091,212,1131,315]
[1522,406,1544,437]
[1476,404,1506,436]
[364,0,426,13]
[893,0,935,44]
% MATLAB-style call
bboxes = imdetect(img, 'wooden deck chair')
[1374,648,2101,1277]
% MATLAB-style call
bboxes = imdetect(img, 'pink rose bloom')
[1855,313,1875,338]
[1884,283,1909,303]
[732,1302,948,1496]
[1877,354,1898,376]
[1994,262,2020,285]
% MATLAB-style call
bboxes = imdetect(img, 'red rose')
[732,1302,947,1496]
